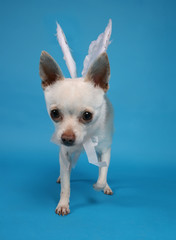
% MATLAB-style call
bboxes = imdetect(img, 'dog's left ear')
[84,52,110,92]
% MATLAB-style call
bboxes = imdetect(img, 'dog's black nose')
[61,130,75,146]
[62,137,75,146]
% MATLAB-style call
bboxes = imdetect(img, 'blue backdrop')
[0,0,176,239]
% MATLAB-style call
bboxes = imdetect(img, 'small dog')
[39,46,113,216]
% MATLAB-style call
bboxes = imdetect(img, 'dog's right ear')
[39,51,64,89]
[84,52,110,92]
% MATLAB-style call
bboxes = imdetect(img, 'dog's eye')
[81,111,93,122]
[50,109,62,122]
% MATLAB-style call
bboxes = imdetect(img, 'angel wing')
[56,23,77,78]
[82,19,112,77]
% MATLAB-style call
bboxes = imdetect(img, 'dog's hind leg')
[93,148,113,195]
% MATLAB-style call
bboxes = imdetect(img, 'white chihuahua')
[39,21,113,216]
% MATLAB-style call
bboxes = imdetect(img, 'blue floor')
[1,150,176,240]
[1,0,176,239]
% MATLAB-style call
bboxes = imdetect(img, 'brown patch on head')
[39,51,64,90]
[41,73,60,89]
[85,52,110,92]
[92,73,109,92]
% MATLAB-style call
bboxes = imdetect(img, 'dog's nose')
[61,130,75,146]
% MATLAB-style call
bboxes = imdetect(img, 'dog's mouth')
[61,141,75,147]
[61,138,84,147]
[61,137,75,147]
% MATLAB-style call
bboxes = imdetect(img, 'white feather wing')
[82,19,112,77]
[56,23,77,78]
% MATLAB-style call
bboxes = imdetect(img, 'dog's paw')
[55,204,70,216]
[56,176,61,184]
[104,185,113,195]
[93,182,106,191]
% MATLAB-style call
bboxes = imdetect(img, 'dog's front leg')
[55,148,71,216]
[93,148,113,195]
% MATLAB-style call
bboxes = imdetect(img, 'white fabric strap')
[51,133,106,167]
[83,137,106,167]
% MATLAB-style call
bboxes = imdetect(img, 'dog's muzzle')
[61,131,75,146]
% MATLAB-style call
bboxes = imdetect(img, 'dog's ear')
[39,51,64,89]
[84,52,110,92]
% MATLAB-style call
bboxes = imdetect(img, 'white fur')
[44,77,113,215]
[44,78,113,150]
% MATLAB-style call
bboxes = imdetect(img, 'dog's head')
[39,51,110,147]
